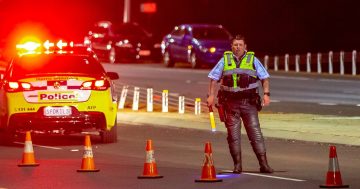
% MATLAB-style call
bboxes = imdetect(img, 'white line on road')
[315,116,360,120]
[271,76,310,81]
[14,142,62,150]
[318,102,337,106]
[243,172,306,182]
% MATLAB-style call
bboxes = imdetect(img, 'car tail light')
[16,41,41,53]
[43,40,55,50]
[80,79,110,90]
[6,81,34,92]
[56,40,68,49]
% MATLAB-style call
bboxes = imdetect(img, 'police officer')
[207,34,273,173]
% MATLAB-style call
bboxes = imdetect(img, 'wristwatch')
[264,92,271,96]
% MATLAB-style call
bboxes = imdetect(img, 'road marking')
[271,76,310,81]
[243,172,306,182]
[14,142,62,150]
[315,116,360,120]
[318,102,337,106]
[319,79,358,83]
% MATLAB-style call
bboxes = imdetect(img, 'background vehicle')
[161,24,232,68]
[85,21,161,63]
[0,40,119,143]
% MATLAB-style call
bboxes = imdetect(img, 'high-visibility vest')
[221,51,259,92]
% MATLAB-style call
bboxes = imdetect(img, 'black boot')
[229,143,242,173]
[232,152,242,174]
[256,153,274,173]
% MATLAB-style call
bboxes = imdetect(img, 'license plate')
[139,50,151,56]
[44,107,72,116]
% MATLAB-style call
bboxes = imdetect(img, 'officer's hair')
[231,34,246,44]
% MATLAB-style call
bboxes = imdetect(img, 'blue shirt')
[208,54,270,81]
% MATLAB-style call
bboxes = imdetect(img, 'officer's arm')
[207,79,217,107]
[261,78,270,106]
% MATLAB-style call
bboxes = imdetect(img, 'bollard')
[178,96,185,114]
[195,98,201,115]
[295,54,300,72]
[264,55,269,70]
[352,50,357,76]
[328,51,333,74]
[284,54,289,72]
[162,90,168,113]
[306,52,311,73]
[132,87,140,111]
[147,88,153,112]
[340,51,345,75]
[118,85,128,109]
[274,56,279,71]
[317,53,322,74]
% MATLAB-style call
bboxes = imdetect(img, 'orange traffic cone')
[138,140,163,179]
[320,145,349,188]
[195,142,222,182]
[77,135,99,172]
[18,131,39,167]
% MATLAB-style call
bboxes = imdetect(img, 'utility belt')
[220,89,257,99]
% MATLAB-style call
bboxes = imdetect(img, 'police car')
[0,40,119,143]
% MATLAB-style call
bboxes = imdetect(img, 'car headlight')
[209,47,216,53]
[199,46,208,53]
[115,40,133,48]
[200,46,216,53]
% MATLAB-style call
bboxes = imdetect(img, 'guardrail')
[263,50,358,76]
[114,83,209,114]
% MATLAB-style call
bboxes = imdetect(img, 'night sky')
[0,0,359,55]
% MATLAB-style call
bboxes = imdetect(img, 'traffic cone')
[18,131,39,167]
[320,145,349,188]
[77,135,99,172]
[138,140,163,179]
[195,142,222,182]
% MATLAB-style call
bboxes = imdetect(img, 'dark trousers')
[224,98,266,157]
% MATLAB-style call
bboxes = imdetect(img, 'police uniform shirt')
[208,52,270,81]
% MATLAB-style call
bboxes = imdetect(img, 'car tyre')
[163,51,175,67]
[190,52,201,69]
[100,119,118,143]
[109,47,116,64]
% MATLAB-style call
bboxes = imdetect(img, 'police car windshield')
[11,54,105,78]
[192,27,231,40]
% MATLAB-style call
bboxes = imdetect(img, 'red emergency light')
[140,3,157,13]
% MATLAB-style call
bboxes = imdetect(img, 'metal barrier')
[263,50,358,76]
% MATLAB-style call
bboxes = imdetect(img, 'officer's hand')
[262,95,270,106]
[207,94,215,107]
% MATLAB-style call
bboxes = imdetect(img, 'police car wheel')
[163,51,175,67]
[100,120,118,143]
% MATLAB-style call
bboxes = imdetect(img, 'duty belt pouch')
[250,94,262,112]
[238,74,250,88]
[215,103,226,122]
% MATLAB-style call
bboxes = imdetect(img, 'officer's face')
[232,39,246,58]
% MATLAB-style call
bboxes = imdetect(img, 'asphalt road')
[1,124,359,189]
